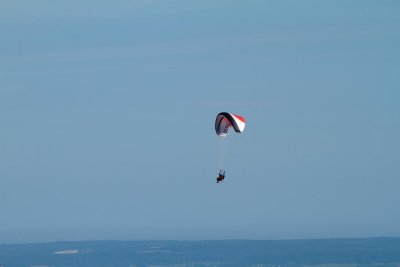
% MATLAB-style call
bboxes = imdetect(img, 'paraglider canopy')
[215,112,246,137]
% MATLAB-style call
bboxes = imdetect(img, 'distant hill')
[1,237,400,267]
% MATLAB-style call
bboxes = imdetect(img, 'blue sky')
[1,0,400,243]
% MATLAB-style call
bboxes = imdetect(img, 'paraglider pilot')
[216,169,225,183]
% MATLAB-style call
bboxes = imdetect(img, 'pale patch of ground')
[54,250,79,255]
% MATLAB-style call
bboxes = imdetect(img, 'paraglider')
[216,169,225,183]
[215,112,246,183]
